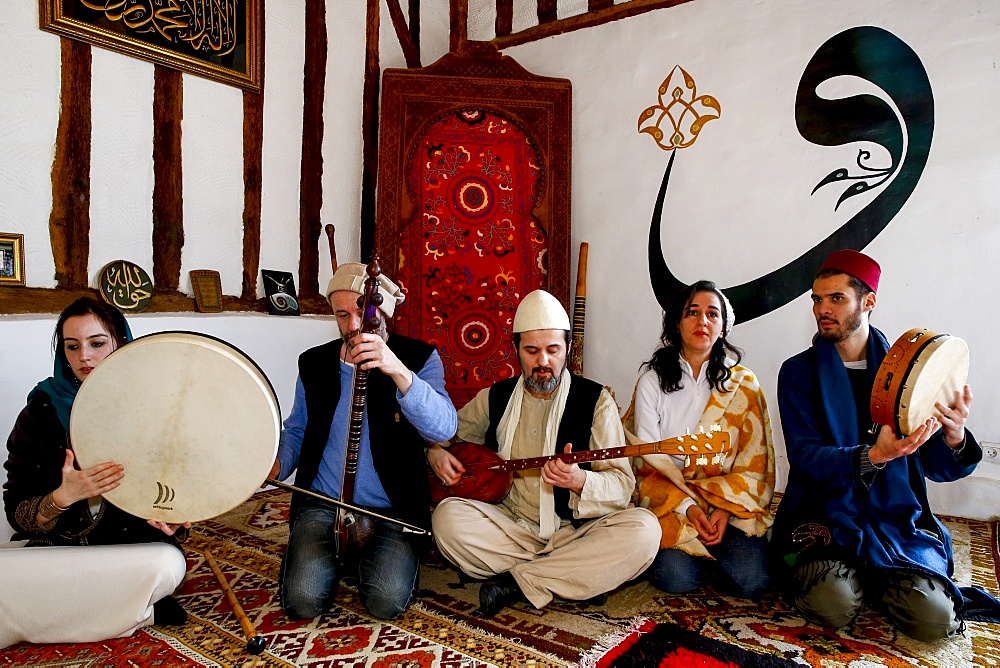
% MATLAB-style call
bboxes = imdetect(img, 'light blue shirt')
[275,348,456,508]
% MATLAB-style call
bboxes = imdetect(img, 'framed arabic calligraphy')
[98,260,153,312]
[40,0,262,92]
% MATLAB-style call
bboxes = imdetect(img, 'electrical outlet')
[983,442,1000,464]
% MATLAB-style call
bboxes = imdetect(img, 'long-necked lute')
[334,257,385,559]
[429,426,730,504]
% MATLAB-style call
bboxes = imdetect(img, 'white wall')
[2,0,998,543]
[464,0,1000,515]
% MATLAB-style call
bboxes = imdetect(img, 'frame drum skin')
[871,328,969,436]
[70,332,280,523]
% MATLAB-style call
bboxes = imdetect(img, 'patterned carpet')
[2,489,998,667]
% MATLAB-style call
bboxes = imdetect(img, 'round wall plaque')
[98,260,153,312]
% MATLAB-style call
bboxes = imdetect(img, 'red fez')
[818,249,881,292]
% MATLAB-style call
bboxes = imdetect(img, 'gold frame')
[40,0,262,92]
[0,233,25,286]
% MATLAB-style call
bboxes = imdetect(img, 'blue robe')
[772,327,982,607]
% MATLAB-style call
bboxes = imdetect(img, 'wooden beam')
[409,0,420,56]
[299,0,327,299]
[589,0,613,10]
[242,90,264,301]
[152,66,184,292]
[359,0,380,261]
[450,0,467,53]
[496,0,513,37]
[493,0,694,50]
[538,0,557,24]
[49,38,92,290]
[0,287,276,314]
[386,0,420,68]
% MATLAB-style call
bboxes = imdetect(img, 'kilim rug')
[2,489,998,667]
[586,618,798,667]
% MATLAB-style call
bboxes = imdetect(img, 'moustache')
[343,328,362,349]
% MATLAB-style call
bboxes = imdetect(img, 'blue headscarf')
[28,311,133,431]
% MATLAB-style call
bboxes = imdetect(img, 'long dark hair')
[641,280,743,393]
[53,297,129,355]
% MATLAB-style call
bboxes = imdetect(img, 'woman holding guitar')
[269,261,457,621]
[630,280,775,599]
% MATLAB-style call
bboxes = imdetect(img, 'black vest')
[294,335,436,530]
[484,375,603,520]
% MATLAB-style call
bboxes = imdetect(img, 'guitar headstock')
[651,425,731,465]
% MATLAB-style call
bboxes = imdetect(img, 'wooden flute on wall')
[570,242,588,376]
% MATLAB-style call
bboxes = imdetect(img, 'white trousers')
[432,498,660,608]
[0,542,187,649]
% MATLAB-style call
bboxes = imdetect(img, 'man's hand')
[869,418,939,465]
[541,444,587,496]
[51,449,124,508]
[936,385,973,448]
[261,458,281,488]
[427,443,466,487]
[345,332,413,394]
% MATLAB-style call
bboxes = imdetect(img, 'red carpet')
[590,619,797,667]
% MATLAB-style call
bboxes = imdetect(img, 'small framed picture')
[0,233,25,286]
[261,270,300,316]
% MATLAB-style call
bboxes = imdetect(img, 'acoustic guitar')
[429,426,730,504]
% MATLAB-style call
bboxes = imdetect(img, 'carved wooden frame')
[375,42,573,309]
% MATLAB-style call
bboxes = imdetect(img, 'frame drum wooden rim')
[871,328,969,436]
[70,332,280,523]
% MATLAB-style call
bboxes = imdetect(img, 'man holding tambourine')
[771,249,1000,642]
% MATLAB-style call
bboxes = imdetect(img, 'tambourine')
[870,328,969,436]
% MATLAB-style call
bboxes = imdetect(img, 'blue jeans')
[280,502,419,620]
[649,529,770,599]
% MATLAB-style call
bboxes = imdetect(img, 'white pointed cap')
[512,290,570,333]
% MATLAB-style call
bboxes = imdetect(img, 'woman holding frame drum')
[1,297,188,649]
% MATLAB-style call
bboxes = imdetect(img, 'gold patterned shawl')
[623,365,775,558]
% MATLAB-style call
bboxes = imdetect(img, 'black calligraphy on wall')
[648,26,934,321]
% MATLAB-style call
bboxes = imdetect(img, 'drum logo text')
[154,482,176,510]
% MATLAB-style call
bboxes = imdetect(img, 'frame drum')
[870,328,969,436]
[70,332,280,523]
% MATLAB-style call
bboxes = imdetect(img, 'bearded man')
[428,289,660,617]
[269,263,457,620]
[770,249,996,641]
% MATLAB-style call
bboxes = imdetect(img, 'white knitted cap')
[326,262,405,317]
[512,290,570,333]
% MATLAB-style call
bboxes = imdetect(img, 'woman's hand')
[51,449,124,508]
[427,443,466,487]
[704,508,731,547]
[147,519,192,537]
[686,505,719,544]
